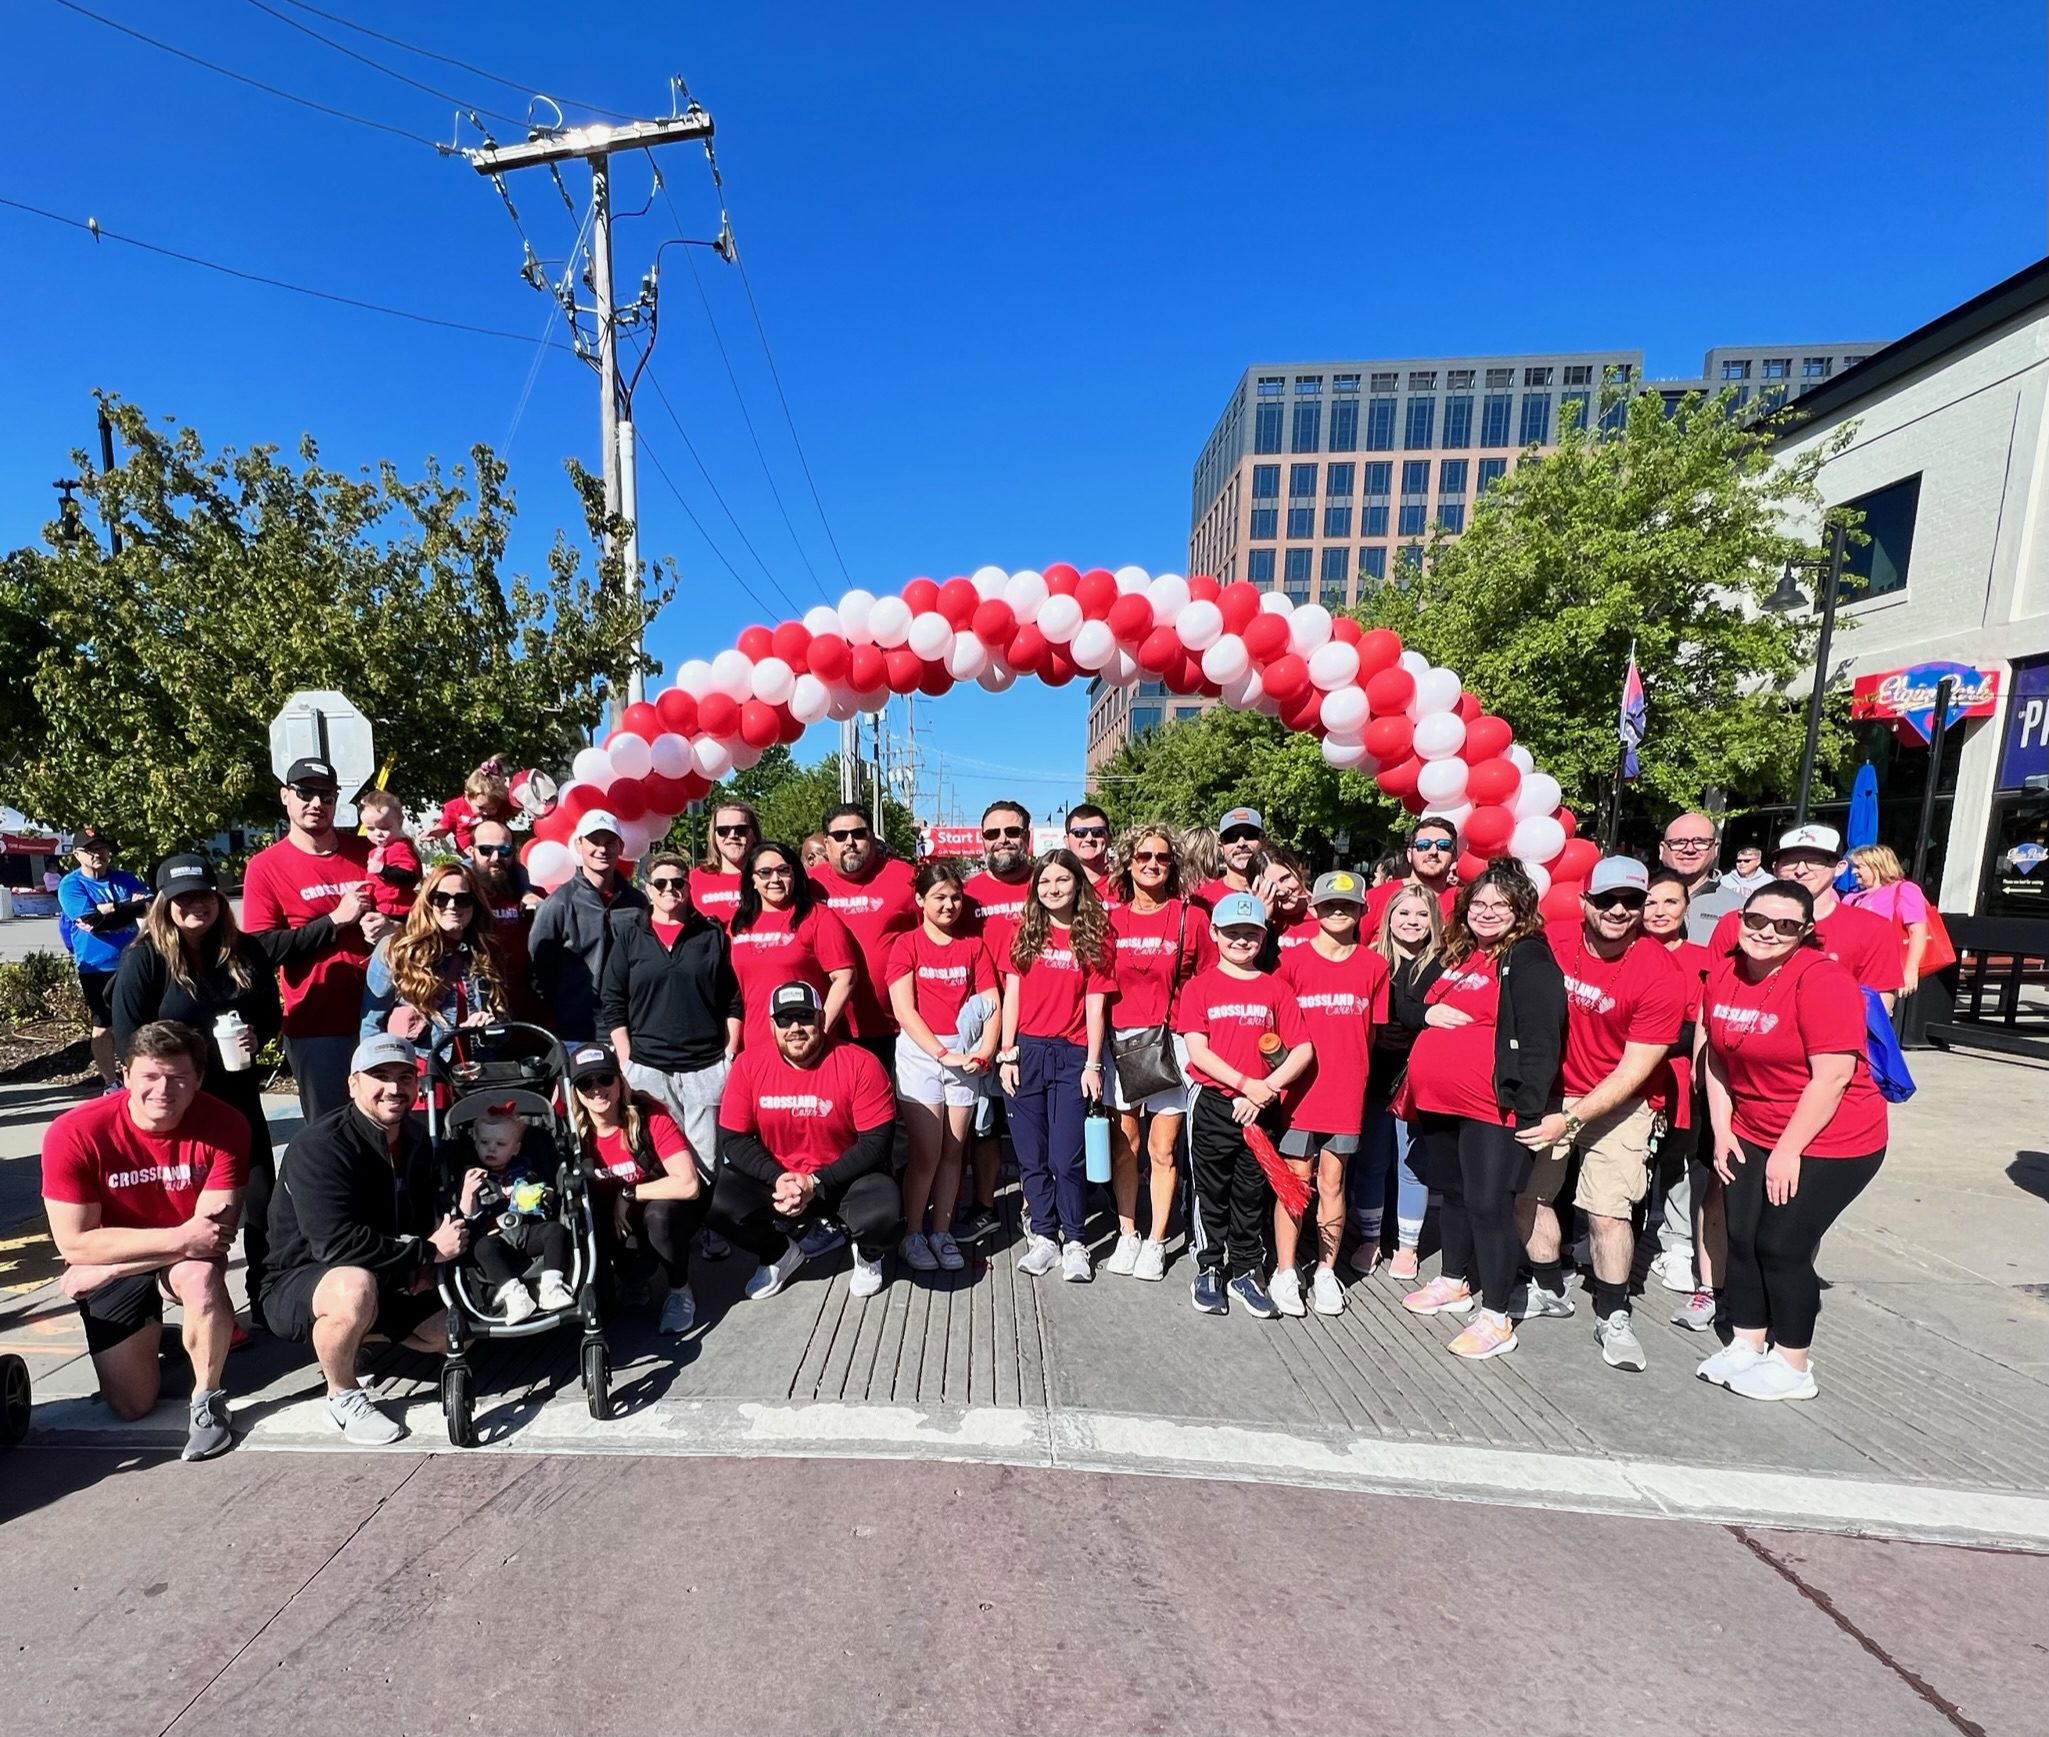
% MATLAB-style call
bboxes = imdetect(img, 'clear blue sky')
[5,1,2043,823]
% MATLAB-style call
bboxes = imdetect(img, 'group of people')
[42,757,1916,1456]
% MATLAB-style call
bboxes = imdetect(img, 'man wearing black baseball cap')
[710,981,901,1303]
[56,826,151,1089]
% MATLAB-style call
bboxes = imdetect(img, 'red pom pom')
[1463,804,1516,855]
[1138,626,1183,674]
[1376,755,1422,800]
[1539,882,1586,924]
[1330,617,1362,645]
[1262,653,1311,702]
[808,633,850,683]
[918,659,953,698]
[1242,613,1292,662]
[1365,667,1416,715]
[884,646,924,694]
[848,643,888,692]
[1464,757,1520,807]
[1463,715,1513,761]
[937,577,980,628]
[606,779,648,822]
[620,701,662,741]
[1007,625,1049,673]
[1363,715,1413,762]
[1042,562,1082,596]
[1187,573,1222,604]
[1107,593,1154,644]
[696,692,739,739]
[1076,568,1119,619]
[1356,628,1404,679]
[736,625,773,662]
[655,688,698,736]
[1218,581,1263,633]
[972,599,1017,646]
[772,621,812,670]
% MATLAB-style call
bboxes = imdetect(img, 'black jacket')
[529,870,649,1042]
[1370,950,1444,1080]
[267,1104,437,1282]
[598,907,740,1071]
[1492,934,1567,1126]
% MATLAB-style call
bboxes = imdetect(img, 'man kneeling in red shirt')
[40,1021,248,1459]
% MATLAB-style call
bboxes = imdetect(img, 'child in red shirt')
[358,790,423,921]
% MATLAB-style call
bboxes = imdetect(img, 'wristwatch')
[1561,1113,1584,1142]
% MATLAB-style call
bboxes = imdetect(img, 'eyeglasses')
[753,865,794,881]
[472,843,513,858]
[715,824,755,839]
[1740,910,1809,940]
[427,891,475,910]
[1412,838,1456,854]
[287,783,338,802]
[1067,825,1107,840]
[648,877,688,892]
[1586,892,1646,913]
[1663,836,1716,852]
[983,825,1026,841]
[827,827,870,843]
[574,1071,618,1092]
[1468,900,1514,918]
[1131,849,1172,865]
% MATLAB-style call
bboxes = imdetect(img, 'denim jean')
[1355,1088,1426,1251]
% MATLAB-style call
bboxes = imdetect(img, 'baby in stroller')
[459,1105,576,1323]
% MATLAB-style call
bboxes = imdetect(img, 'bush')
[0,952,90,1030]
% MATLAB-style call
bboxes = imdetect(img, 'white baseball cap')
[1587,857,1650,895]
[574,809,625,842]
[1775,823,1843,859]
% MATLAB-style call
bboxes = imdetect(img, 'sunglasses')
[827,827,870,843]
[649,876,688,892]
[427,891,475,910]
[983,825,1026,841]
[1740,910,1810,940]
[715,824,755,839]
[574,1071,618,1092]
[1586,892,1646,912]
[753,865,794,880]
[287,783,338,802]
[1411,839,1456,854]
[472,843,513,858]
[1220,829,1262,844]
[771,1011,821,1029]
[1067,825,1107,840]
[1131,849,1172,865]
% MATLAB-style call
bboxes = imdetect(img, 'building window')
[1843,474,1920,601]
[1407,370,1438,391]
[1130,706,1163,737]
[1395,543,1424,575]
[1843,354,1869,367]
[1286,506,1315,538]
[1249,507,1277,540]
[1481,394,1512,446]
[1370,371,1398,392]
[1325,461,1355,496]
[1366,398,1396,450]
[1255,403,1282,453]
[1291,402,1321,452]
[1284,546,1313,585]
[1398,503,1427,537]
[1437,503,1466,533]
[1485,366,1514,389]
[1363,460,1392,495]
[1803,356,1832,378]
[1721,359,1751,380]
[1519,393,1552,445]
[1524,365,1553,387]
[1400,459,1430,494]
[1247,548,1276,585]
[1138,680,1168,697]
[1295,375,1323,395]
[1600,393,1629,434]
[1289,462,1318,498]
[1762,358,1790,380]
[1447,368,1476,389]
[1361,546,1387,580]
[1443,394,1473,448]
[1333,373,1360,394]
[1477,457,1508,493]
[1362,503,1390,538]
[1561,392,1589,433]
[1403,397,1436,449]
[1439,458,1469,495]
[1563,364,1593,386]
[1329,399,1359,451]
[1321,546,1351,587]
[1257,375,1284,396]
[1252,463,1280,499]
[1323,503,1352,538]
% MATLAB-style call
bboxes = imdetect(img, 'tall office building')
[1085,340,1883,767]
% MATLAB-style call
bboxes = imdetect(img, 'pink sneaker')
[1388,1247,1421,1282]
[1447,1310,1517,1360]
[1401,1275,1474,1316]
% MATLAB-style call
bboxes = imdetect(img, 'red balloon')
[1007,625,1049,673]
[1365,667,1416,715]
[884,646,924,694]
[643,772,688,812]
[1330,616,1362,645]
[655,687,698,736]
[676,771,711,803]
[1363,715,1414,762]
[1376,755,1422,800]
[606,779,648,823]
[917,658,952,697]
[1464,757,1520,806]
[1187,573,1221,604]
[808,633,850,684]
[1043,562,1082,596]
[696,691,739,739]
[972,599,1017,646]
[1464,804,1516,855]
[849,642,888,692]
[1456,691,1483,722]
[1243,613,1292,663]
[1356,628,1404,679]
[1554,837,1601,883]
[1455,850,1489,884]
[1076,568,1119,619]
[1539,882,1586,924]
[937,577,980,628]
[1463,715,1513,761]
[1218,581,1263,634]
[1130,626,1176,674]
[901,576,941,616]
[737,625,774,661]
[1262,653,1311,702]
[1555,806,1579,840]
[777,707,808,744]
[1042,647,1078,686]
[558,780,601,820]
[1279,687,1324,732]
[620,700,662,741]
[1170,652,1207,694]
[739,699,782,747]
[532,807,573,845]
[772,621,812,670]
[1107,593,1154,644]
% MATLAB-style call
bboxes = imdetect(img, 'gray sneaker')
[1595,1310,1648,1372]
[1508,1283,1576,1321]
[1016,1235,1060,1277]
[326,1385,404,1445]
[181,1388,233,1461]
[1672,1289,1718,1332]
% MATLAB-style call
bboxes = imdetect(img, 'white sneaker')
[848,1248,886,1298]
[494,1279,538,1325]
[658,1284,696,1334]
[1696,1338,1766,1388]
[799,1220,846,1259]
[928,1230,966,1271]
[1104,1232,1142,1276]
[1649,1249,1695,1293]
[743,1237,809,1300]
[1310,1267,1346,1315]
[536,1271,576,1312]
[1269,1269,1307,1317]
[1133,1239,1167,1282]
[1727,1347,1818,1402]
[1060,1239,1093,1282]
[1016,1235,1059,1277]
[900,1232,939,1272]
[1595,1309,1648,1372]
[326,1385,403,1445]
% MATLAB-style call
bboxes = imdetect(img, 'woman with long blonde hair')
[360,861,509,1042]
[1842,843,1934,999]
[1363,885,1446,1279]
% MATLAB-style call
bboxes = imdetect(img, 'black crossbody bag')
[1111,902,1188,1102]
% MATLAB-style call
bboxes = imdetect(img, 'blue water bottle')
[1084,1102,1112,1183]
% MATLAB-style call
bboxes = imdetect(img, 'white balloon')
[525,839,574,892]
[1114,564,1152,593]
[851,688,889,715]
[1416,757,1470,806]
[711,648,755,700]
[1412,712,1469,760]
[572,745,612,787]
[1070,619,1117,670]
[1176,599,1224,651]
[674,658,715,698]
[1432,800,1474,835]
[868,594,912,648]
[947,635,991,681]
[692,736,733,780]
[971,564,1009,600]
[1201,634,1250,685]
[1288,603,1334,655]
[1322,734,1368,768]
[789,674,832,724]
[907,611,955,660]
[1002,569,1048,624]
[1259,590,1295,615]
[826,686,860,722]
[1411,666,1463,717]
[1511,814,1567,865]
[978,662,1017,693]
[1308,640,1360,691]
[1037,593,1084,643]
[607,732,652,781]
[802,605,842,637]
[838,588,877,645]
[729,740,764,772]
[1398,649,1431,678]
[1521,860,1552,898]
[649,732,692,779]
[1147,573,1191,624]
[1221,667,1266,711]
[1506,743,1535,773]
[618,817,654,860]
[1319,684,1369,735]
[1512,771,1563,819]
[1106,649,1142,686]
[749,656,796,706]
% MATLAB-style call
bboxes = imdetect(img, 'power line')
[0,194,579,348]
[241,0,523,128]
[48,0,444,149]
[633,428,785,625]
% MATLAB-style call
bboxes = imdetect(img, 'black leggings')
[1417,1113,1532,1314]
[1724,1138,1883,1349]
[597,1194,706,1289]
[471,1220,573,1289]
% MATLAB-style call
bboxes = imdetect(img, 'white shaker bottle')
[214,1011,255,1073]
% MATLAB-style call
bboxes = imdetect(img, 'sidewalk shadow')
[0,1443,177,1528]
[2009,1151,2047,1202]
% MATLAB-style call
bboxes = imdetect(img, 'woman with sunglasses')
[1400,862,1565,1360]
[1698,882,1888,1401]
[1643,869,1721,1330]
[690,801,761,930]
[1102,825,1215,1281]
[564,1044,708,1333]
[728,841,857,1051]
[998,849,1115,1282]
[1366,886,1444,1281]
[359,863,509,1044]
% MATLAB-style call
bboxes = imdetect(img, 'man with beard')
[807,804,919,1079]
[468,818,544,1023]
[956,800,1035,1244]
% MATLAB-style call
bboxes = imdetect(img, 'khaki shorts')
[1520,1096,1662,1220]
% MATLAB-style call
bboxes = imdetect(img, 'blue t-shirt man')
[56,830,151,1050]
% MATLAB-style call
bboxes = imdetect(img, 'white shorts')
[894,1032,987,1109]
[1106,1028,1194,1117]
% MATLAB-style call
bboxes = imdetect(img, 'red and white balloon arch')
[521,563,1603,919]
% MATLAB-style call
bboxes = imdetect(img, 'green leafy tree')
[666,745,917,861]
[4,399,668,855]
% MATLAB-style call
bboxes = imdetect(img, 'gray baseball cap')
[350,1033,417,1074]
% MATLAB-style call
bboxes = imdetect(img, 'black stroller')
[425,1023,612,1445]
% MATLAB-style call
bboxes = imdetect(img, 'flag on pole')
[1618,646,1647,780]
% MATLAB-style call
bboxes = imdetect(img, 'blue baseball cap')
[1217,806,1264,837]
[1210,891,1269,930]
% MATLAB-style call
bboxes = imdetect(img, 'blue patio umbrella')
[1840,760,1879,890]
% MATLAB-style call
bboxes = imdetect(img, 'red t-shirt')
[365,835,423,918]
[1545,923,1688,1103]
[718,1040,897,1175]
[1004,929,1115,1045]
[1408,950,1513,1126]
[809,856,920,1039]
[1106,898,1216,1029]
[1087,868,1119,909]
[885,926,998,1038]
[729,903,859,1047]
[1176,966,1309,1098]
[1279,944,1391,1133]
[1363,877,1459,939]
[41,1091,250,1230]
[688,867,745,931]
[1703,947,1887,1157]
[586,1101,693,1189]
[241,834,374,1038]
[1193,875,1246,910]
[434,796,496,855]
[962,870,1031,939]
[652,918,685,947]
[1710,902,1904,995]
[1653,938,1712,1128]
[1271,912,1321,957]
